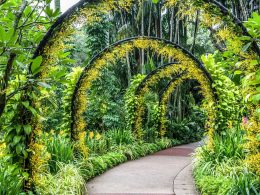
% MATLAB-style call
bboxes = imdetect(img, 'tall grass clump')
[45,134,74,173]
[105,129,135,145]
[35,163,86,195]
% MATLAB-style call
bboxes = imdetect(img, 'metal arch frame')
[31,0,259,65]
[132,60,217,136]
[135,63,186,95]
[158,78,200,135]
[157,77,199,133]
[158,77,192,103]
[70,37,217,139]
[134,69,187,134]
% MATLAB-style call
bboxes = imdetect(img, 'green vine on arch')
[7,0,258,185]
[71,37,215,141]
[27,0,258,150]
[159,76,190,137]
[124,74,146,131]
[134,64,216,143]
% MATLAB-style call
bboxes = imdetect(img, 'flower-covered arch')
[71,37,216,141]
[28,0,259,142]
[158,77,206,136]
[32,0,259,76]
[132,62,216,139]
[28,0,259,141]
[24,0,259,181]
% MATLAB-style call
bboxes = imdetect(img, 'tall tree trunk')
[148,1,152,37]
[190,11,199,54]
[169,8,174,62]
[0,53,16,117]
[158,2,163,65]
[141,0,145,74]
[126,52,132,86]
[174,18,179,44]
[0,0,27,118]
[239,0,248,20]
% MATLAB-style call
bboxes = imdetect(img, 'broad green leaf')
[0,26,6,42]
[22,171,29,180]
[16,144,23,154]
[250,60,258,66]
[256,70,260,81]
[6,28,14,42]
[44,7,53,18]
[252,94,260,103]
[13,136,22,145]
[31,56,42,75]
[234,70,242,75]
[23,125,32,135]
[22,101,29,108]
[15,125,22,134]
[22,151,28,159]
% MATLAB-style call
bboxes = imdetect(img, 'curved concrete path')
[87,141,202,195]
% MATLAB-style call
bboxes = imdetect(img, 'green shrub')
[105,129,135,145]
[201,127,245,164]
[85,131,109,155]
[124,74,146,130]
[229,170,259,195]
[193,126,259,195]
[35,163,86,195]
[45,134,74,173]
[195,175,232,195]
[0,156,24,195]
[76,138,176,181]
[167,106,206,143]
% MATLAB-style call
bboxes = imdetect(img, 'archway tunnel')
[0,0,259,193]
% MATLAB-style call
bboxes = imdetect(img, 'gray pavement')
[86,142,202,195]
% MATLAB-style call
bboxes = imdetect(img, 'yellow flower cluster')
[216,27,232,41]
[0,142,6,158]
[74,131,89,159]
[243,116,260,174]
[88,131,102,140]
[30,142,51,186]
[245,153,260,175]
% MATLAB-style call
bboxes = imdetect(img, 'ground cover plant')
[0,0,259,194]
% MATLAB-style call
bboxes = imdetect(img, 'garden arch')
[28,0,259,141]
[23,0,259,184]
[31,0,259,76]
[71,37,216,140]
[131,62,216,138]
[158,77,206,136]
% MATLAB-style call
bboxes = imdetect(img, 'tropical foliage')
[0,0,259,194]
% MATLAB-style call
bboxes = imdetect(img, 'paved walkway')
[86,141,202,195]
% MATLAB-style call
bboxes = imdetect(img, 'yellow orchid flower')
[89,131,94,139]
[96,133,102,140]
